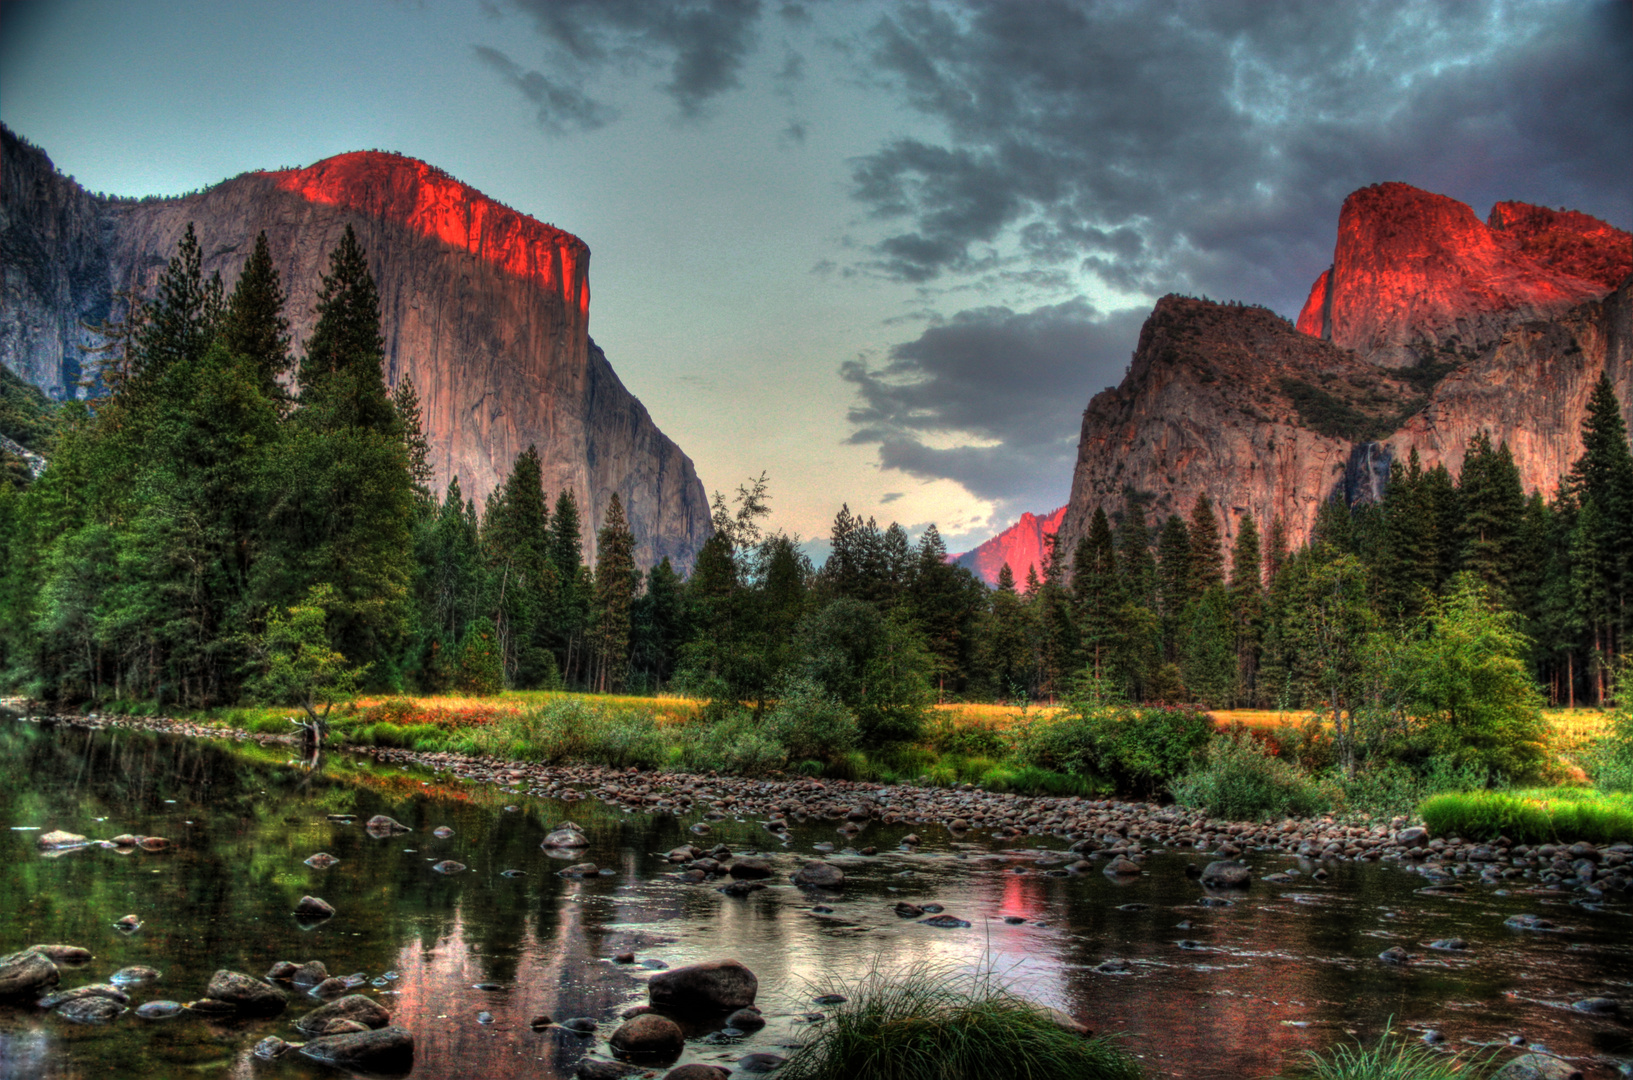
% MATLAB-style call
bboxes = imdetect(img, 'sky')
[3,0,1630,557]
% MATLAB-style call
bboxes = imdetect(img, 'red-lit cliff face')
[1294,182,1630,367]
[0,130,711,571]
[951,505,1066,587]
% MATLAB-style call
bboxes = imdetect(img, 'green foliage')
[245,584,365,721]
[764,676,859,764]
[1277,377,1421,443]
[1284,1021,1492,1080]
[1172,729,1331,821]
[1018,676,1214,797]
[0,363,55,455]
[673,709,787,775]
[778,963,1143,1080]
[1418,787,1633,845]
[453,617,503,696]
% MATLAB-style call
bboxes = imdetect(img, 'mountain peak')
[951,505,1067,587]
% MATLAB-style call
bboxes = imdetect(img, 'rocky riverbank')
[15,710,1633,895]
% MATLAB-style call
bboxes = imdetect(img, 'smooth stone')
[109,965,160,985]
[542,826,589,849]
[725,1007,766,1032]
[736,1053,787,1073]
[649,959,758,1014]
[559,862,598,877]
[730,857,774,880]
[1395,827,1429,848]
[432,826,454,838]
[135,1000,184,1020]
[0,950,60,998]
[38,984,129,1009]
[1428,938,1469,952]
[254,1036,301,1060]
[305,853,340,869]
[813,994,846,1005]
[204,970,287,1017]
[1571,997,1620,1015]
[609,1014,685,1063]
[184,998,241,1016]
[1200,860,1251,889]
[576,1061,640,1080]
[529,1013,553,1030]
[663,1067,730,1080]
[57,996,125,1024]
[113,915,142,932]
[310,977,349,998]
[290,961,330,986]
[299,1025,415,1074]
[137,836,169,852]
[1103,857,1142,877]
[1492,1054,1584,1080]
[1378,947,1411,964]
[296,994,392,1034]
[293,895,335,919]
[893,903,923,918]
[920,915,971,928]
[561,1017,599,1033]
[792,860,845,889]
[27,945,92,965]
[432,860,466,874]
[365,815,411,835]
[36,830,88,850]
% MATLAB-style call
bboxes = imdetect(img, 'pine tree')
[134,223,219,390]
[1072,507,1120,680]
[297,225,395,433]
[1188,494,1224,593]
[591,493,636,693]
[1375,449,1436,623]
[983,564,1032,700]
[548,488,588,682]
[392,377,435,513]
[482,446,556,687]
[1228,512,1263,705]
[219,231,291,402]
[1030,532,1076,701]
[1156,514,1192,662]
[631,556,685,692]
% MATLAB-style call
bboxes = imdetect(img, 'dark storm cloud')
[850,0,1633,312]
[500,0,765,117]
[843,300,1148,516]
[473,46,617,134]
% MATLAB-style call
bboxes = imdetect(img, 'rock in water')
[920,915,972,928]
[35,830,88,850]
[38,984,129,1009]
[203,970,287,1017]
[27,945,91,966]
[365,815,411,836]
[0,950,60,998]
[663,1067,731,1080]
[432,860,466,874]
[304,852,340,869]
[1492,1054,1585,1080]
[432,826,454,838]
[577,1062,640,1080]
[295,994,393,1034]
[254,1036,301,1060]
[542,826,590,849]
[792,861,845,889]
[56,996,126,1024]
[135,1001,184,1020]
[110,965,161,985]
[729,857,773,880]
[299,1025,415,1074]
[648,960,758,1014]
[113,915,142,933]
[1200,860,1251,889]
[609,1014,685,1064]
[293,896,335,918]
[725,1008,765,1032]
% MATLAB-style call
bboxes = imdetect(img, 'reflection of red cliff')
[269,153,590,317]
[952,506,1067,587]
[1295,182,1631,367]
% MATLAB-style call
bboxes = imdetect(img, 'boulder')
[253,1036,301,1061]
[543,826,590,849]
[296,994,393,1034]
[305,853,340,869]
[203,970,287,1017]
[1493,1054,1584,1080]
[0,950,59,998]
[577,1061,640,1080]
[36,830,88,850]
[38,984,129,1009]
[736,1054,787,1073]
[134,1000,184,1020]
[365,815,411,837]
[1103,857,1142,877]
[792,861,845,889]
[299,1025,415,1074]
[559,862,598,877]
[27,945,92,965]
[294,896,335,918]
[1395,826,1429,848]
[57,996,126,1024]
[664,1067,730,1080]
[311,977,350,998]
[1200,860,1251,888]
[729,857,773,880]
[725,1007,766,1032]
[609,1013,685,1063]
[648,959,758,1014]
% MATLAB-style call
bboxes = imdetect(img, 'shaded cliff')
[0,127,710,571]
[1295,182,1630,368]
[951,505,1066,587]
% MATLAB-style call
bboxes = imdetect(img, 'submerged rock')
[36,830,88,850]
[1493,1054,1584,1080]
[792,861,845,889]
[27,945,92,966]
[134,1001,184,1020]
[432,860,466,874]
[365,815,412,837]
[113,915,142,933]
[920,915,972,928]
[296,994,393,1034]
[609,1013,685,1063]
[254,1036,302,1060]
[1200,860,1251,889]
[203,970,287,1017]
[299,1025,415,1074]
[432,826,454,838]
[56,996,126,1024]
[304,852,340,869]
[542,825,589,849]
[293,896,335,918]
[576,1061,640,1080]
[735,1053,787,1073]
[109,965,161,985]
[663,1067,730,1080]
[38,984,129,1009]
[0,950,60,998]
[648,959,758,1014]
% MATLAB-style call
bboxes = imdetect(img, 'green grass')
[1283,1023,1493,1080]
[1418,787,1633,844]
[777,964,1142,1080]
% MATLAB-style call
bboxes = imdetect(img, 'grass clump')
[1419,787,1633,844]
[778,964,1142,1080]
[1284,1022,1492,1080]
[1173,729,1331,820]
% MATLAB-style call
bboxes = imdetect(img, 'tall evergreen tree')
[1072,508,1120,680]
[297,225,395,433]
[219,231,291,402]
[1155,513,1192,662]
[392,377,435,514]
[591,493,636,693]
[1188,494,1224,593]
[1228,511,1263,705]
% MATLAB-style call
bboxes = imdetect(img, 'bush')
[764,677,859,764]
[1019,693,1214,797]
[1334,758,1490,820]
[778,963,1142,1080]
[1284,1021,1492,1080]
[1173,730,1331,820]
[453,618,503,696]
[928,714,1009,758]
[1418,788,1633,845]
[673,710,787,776]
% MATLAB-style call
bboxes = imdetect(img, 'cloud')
[499,0,765,117]
[848,0,1633,313]
[473,46,617,134]
[843,299,1148,518]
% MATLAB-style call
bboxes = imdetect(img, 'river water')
[0,720,1629,1079]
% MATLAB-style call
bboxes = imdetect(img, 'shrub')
[453,618,503,696]
[582,711,664,769]
[764,677,860,764]
[1334,758,1490,820]
[1019,693,1214,797]
[778,963,1142,1080]
[673,710,787,776]
[928,714,1009,758]
[1173,730,1331,820]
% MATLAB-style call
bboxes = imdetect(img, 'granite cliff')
[950,505,1066,587]
[0,126,710,571]
[1052,183,1632,571]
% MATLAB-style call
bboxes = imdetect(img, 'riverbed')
[1,720,1629,1079]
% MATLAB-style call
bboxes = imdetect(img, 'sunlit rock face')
[0,128,710,571]
[951,506,1066,587]
[1296,182,1631,368]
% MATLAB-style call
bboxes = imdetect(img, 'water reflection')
[0,721,1629,1078]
